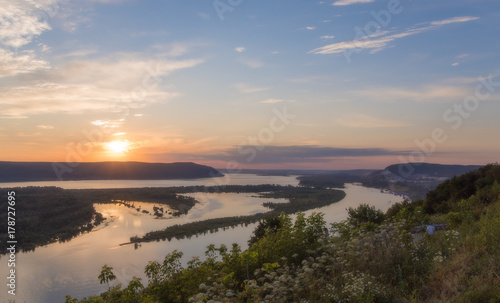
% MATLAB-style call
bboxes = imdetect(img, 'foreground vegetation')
[67,164,500,302]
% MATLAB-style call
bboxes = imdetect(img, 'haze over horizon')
[1,0,499,170]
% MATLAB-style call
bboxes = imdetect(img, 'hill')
[383,162,482,178]
[0,161,223,182]
[361,162,483,200]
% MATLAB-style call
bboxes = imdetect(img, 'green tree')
[98,264,116,289]
[347,203,385,228]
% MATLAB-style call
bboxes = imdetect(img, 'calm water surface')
[0,175,402,303]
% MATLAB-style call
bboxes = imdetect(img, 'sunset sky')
[0,0,499,169]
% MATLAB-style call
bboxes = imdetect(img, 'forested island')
[129,186,346,244]
[67,163,500,302]
[0,187,199,252]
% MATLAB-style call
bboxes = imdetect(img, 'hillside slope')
[0,161,223,182]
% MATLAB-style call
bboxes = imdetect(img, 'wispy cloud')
[235,83,269,94]
[182,145,410,164]
[37,125,54,129]
[0,0,56,77]
[260,98,295,104]
[61,49,99,58]
[235,46,246,53]
[336,114,410,128]
[239,58,264,68]
[309,16,479,55]
[332,0,374,6]
[305,26,316,30]
[351,84,470,103]
[452,53,470,67]
[321,35,335,40]
[430,16,479,26]
[0,48,49,77]
[0,55,204,118]
[0,1,53,48]
[152,41,207,57]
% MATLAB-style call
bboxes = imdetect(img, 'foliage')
[247,215,283,246]
[424,163,500,214]
[99,265,117,288]
[346,203,385,229]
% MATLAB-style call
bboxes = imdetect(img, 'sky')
[0,0,499,170]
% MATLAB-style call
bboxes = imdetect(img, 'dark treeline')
[297,174,353,189]
[160,184,291,194]
[0,187,101,253]
[130,187,346,244]
[0,187,200,252]
[0,161,223,182]
[67,188,198,214]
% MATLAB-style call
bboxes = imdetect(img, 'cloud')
[0,0,57,77]
[239,58,264,68]
[332,0,374,6]
[0,55,204,118]
[336,114,410,128]
[235,47,246,53]
[62,49,99,58]
[84,0,131,3]
[451,53,470,67]
[0,48,49,77]
[37,125,54,129]
[0,0,53,48]
[351,84,470,103]
[309,16,479,55]
[152,41,206,57]
[305,26,316,30]
[235,83,269,94]
[321,35,335,40]
[260,98,295,104]
[430,16,479,26]
[184,145,410,164]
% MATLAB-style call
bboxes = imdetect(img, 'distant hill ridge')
[384,162,482,178]
[0,161,223,182]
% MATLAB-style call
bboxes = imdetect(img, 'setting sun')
[105,140,130,153]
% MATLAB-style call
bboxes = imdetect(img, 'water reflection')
[0,176,402,303]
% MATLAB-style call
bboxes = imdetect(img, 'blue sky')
[0,0,499,169]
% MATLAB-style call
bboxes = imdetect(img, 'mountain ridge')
[0,161,223,182]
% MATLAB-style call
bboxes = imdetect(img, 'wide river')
[0,174,402,303]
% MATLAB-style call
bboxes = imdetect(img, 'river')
[0,174,402,303]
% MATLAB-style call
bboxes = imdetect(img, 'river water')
[0,174,402,303]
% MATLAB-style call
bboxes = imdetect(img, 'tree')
[248,215,283,246]
[98,264,116,289]
[347,204,385,228]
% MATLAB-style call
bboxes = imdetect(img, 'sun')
[105,140,130,153]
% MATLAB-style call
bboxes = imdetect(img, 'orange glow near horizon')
[104,140,130,154]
